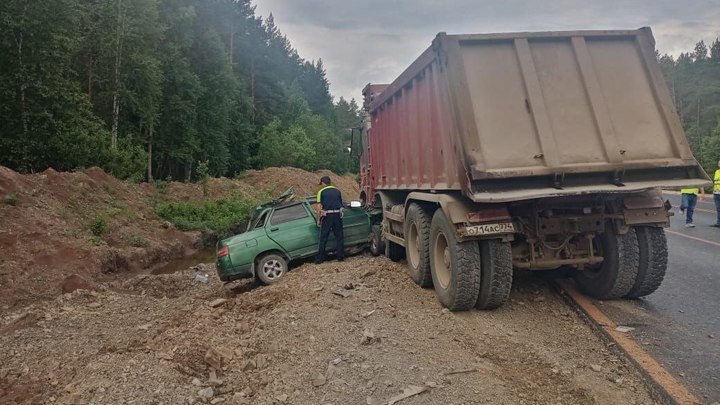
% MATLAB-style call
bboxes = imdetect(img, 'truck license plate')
[462,222,515,236]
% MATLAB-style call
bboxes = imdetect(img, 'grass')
[154,194,256,237]
[86,214,109,237]
[2,194,19,206]
[90,235,106,246]
[130,235,150,248]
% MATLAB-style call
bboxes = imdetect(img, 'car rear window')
[270,204,309,225]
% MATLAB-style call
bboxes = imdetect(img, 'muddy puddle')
[150,247,216,275]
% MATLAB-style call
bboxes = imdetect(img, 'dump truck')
[359,27,709,311]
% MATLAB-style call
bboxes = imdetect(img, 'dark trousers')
[681,193,697,224]
[317,213,344,262]
[715,193,720,225]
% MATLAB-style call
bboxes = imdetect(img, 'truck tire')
[575,226,639,299]
[369,225,384,256]
[429,210,481,311]
[256,253,288,285]
[386,240,405,262]
[476,239,513,310]
[625,227,668,298]
[404,203,433,287]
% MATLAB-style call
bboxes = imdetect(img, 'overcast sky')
[253,0,720,103]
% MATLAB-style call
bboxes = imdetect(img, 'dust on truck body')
[360,27,709,311]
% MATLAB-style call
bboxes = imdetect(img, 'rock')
[532,296,546,302]
[231,393,250,405]
[205,347,232,370]
[241,360,256,372]
[87,302,101,308]
[361,329,379,345]
[137,323,152,331]
[615,326,635,333]
[590,365,602,372]
[332,289,350,298]
[192,378,202,386]
[311,373,327,387]
[210,398,225,404]
[60,275,98,294]
[156,352,175,361]
[209,298,228,308]
[387,385,428,404]
[275,394,288,403]
[208,370,224,387]
[198,387,214,399]
[361,269,376,278]
[255,354,267,370]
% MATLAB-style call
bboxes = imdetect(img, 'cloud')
[253,0,720,101]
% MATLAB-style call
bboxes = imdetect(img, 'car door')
[266,203,318,258]
[341,206,371,247]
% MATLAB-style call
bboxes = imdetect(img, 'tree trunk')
[87,54,94,100]
[185,161,192,182]
[111,0,125,149]
[147,125,153,182]
[228,17,234,69]
[17,0,29,139]
[251,57,255,121]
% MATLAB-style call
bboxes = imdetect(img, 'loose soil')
[1,167,659,404]
[0,255,658,405]
[0,166,359,310]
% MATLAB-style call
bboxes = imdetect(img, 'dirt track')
[0,255,658,405]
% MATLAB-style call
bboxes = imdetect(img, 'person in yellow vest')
[315,176,344,263]
[712,160,720,228]
[679,186,704,228]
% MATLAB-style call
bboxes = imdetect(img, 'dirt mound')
[0,165,359,310]
[243,166,359,200]
[0,256,657,404]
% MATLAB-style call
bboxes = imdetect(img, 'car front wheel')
[256,254,288,285]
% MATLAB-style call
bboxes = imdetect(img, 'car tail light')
[217,246,229,258]
[467,207,511,223]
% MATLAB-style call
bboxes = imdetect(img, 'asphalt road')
[597,193,720,403]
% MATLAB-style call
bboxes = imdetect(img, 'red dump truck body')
[360,28,706,205]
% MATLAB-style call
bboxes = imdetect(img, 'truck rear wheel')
[575,226,639,299]
[404,203,433,287]
[369,225,384,256]
[429,210,481,311]
[625,227,668,298]
[476,239,513,310]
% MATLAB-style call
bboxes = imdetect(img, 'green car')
[216,189,373,285]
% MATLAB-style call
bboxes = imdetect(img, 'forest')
[659,39,720,175]
[0,0,719,181]
[0,0,360,181]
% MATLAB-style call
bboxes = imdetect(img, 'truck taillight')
[467,207,511,223]
[217,246,229,258]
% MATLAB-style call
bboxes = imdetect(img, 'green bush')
[103,138,148,182]
[86,214,108,237]
[2,194,19,206]
[154,195,255,237]
[130,235,150,248]
[90,236,106,246]
[197,160,210,198]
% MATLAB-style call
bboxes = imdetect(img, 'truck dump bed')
[362,28,707,203]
